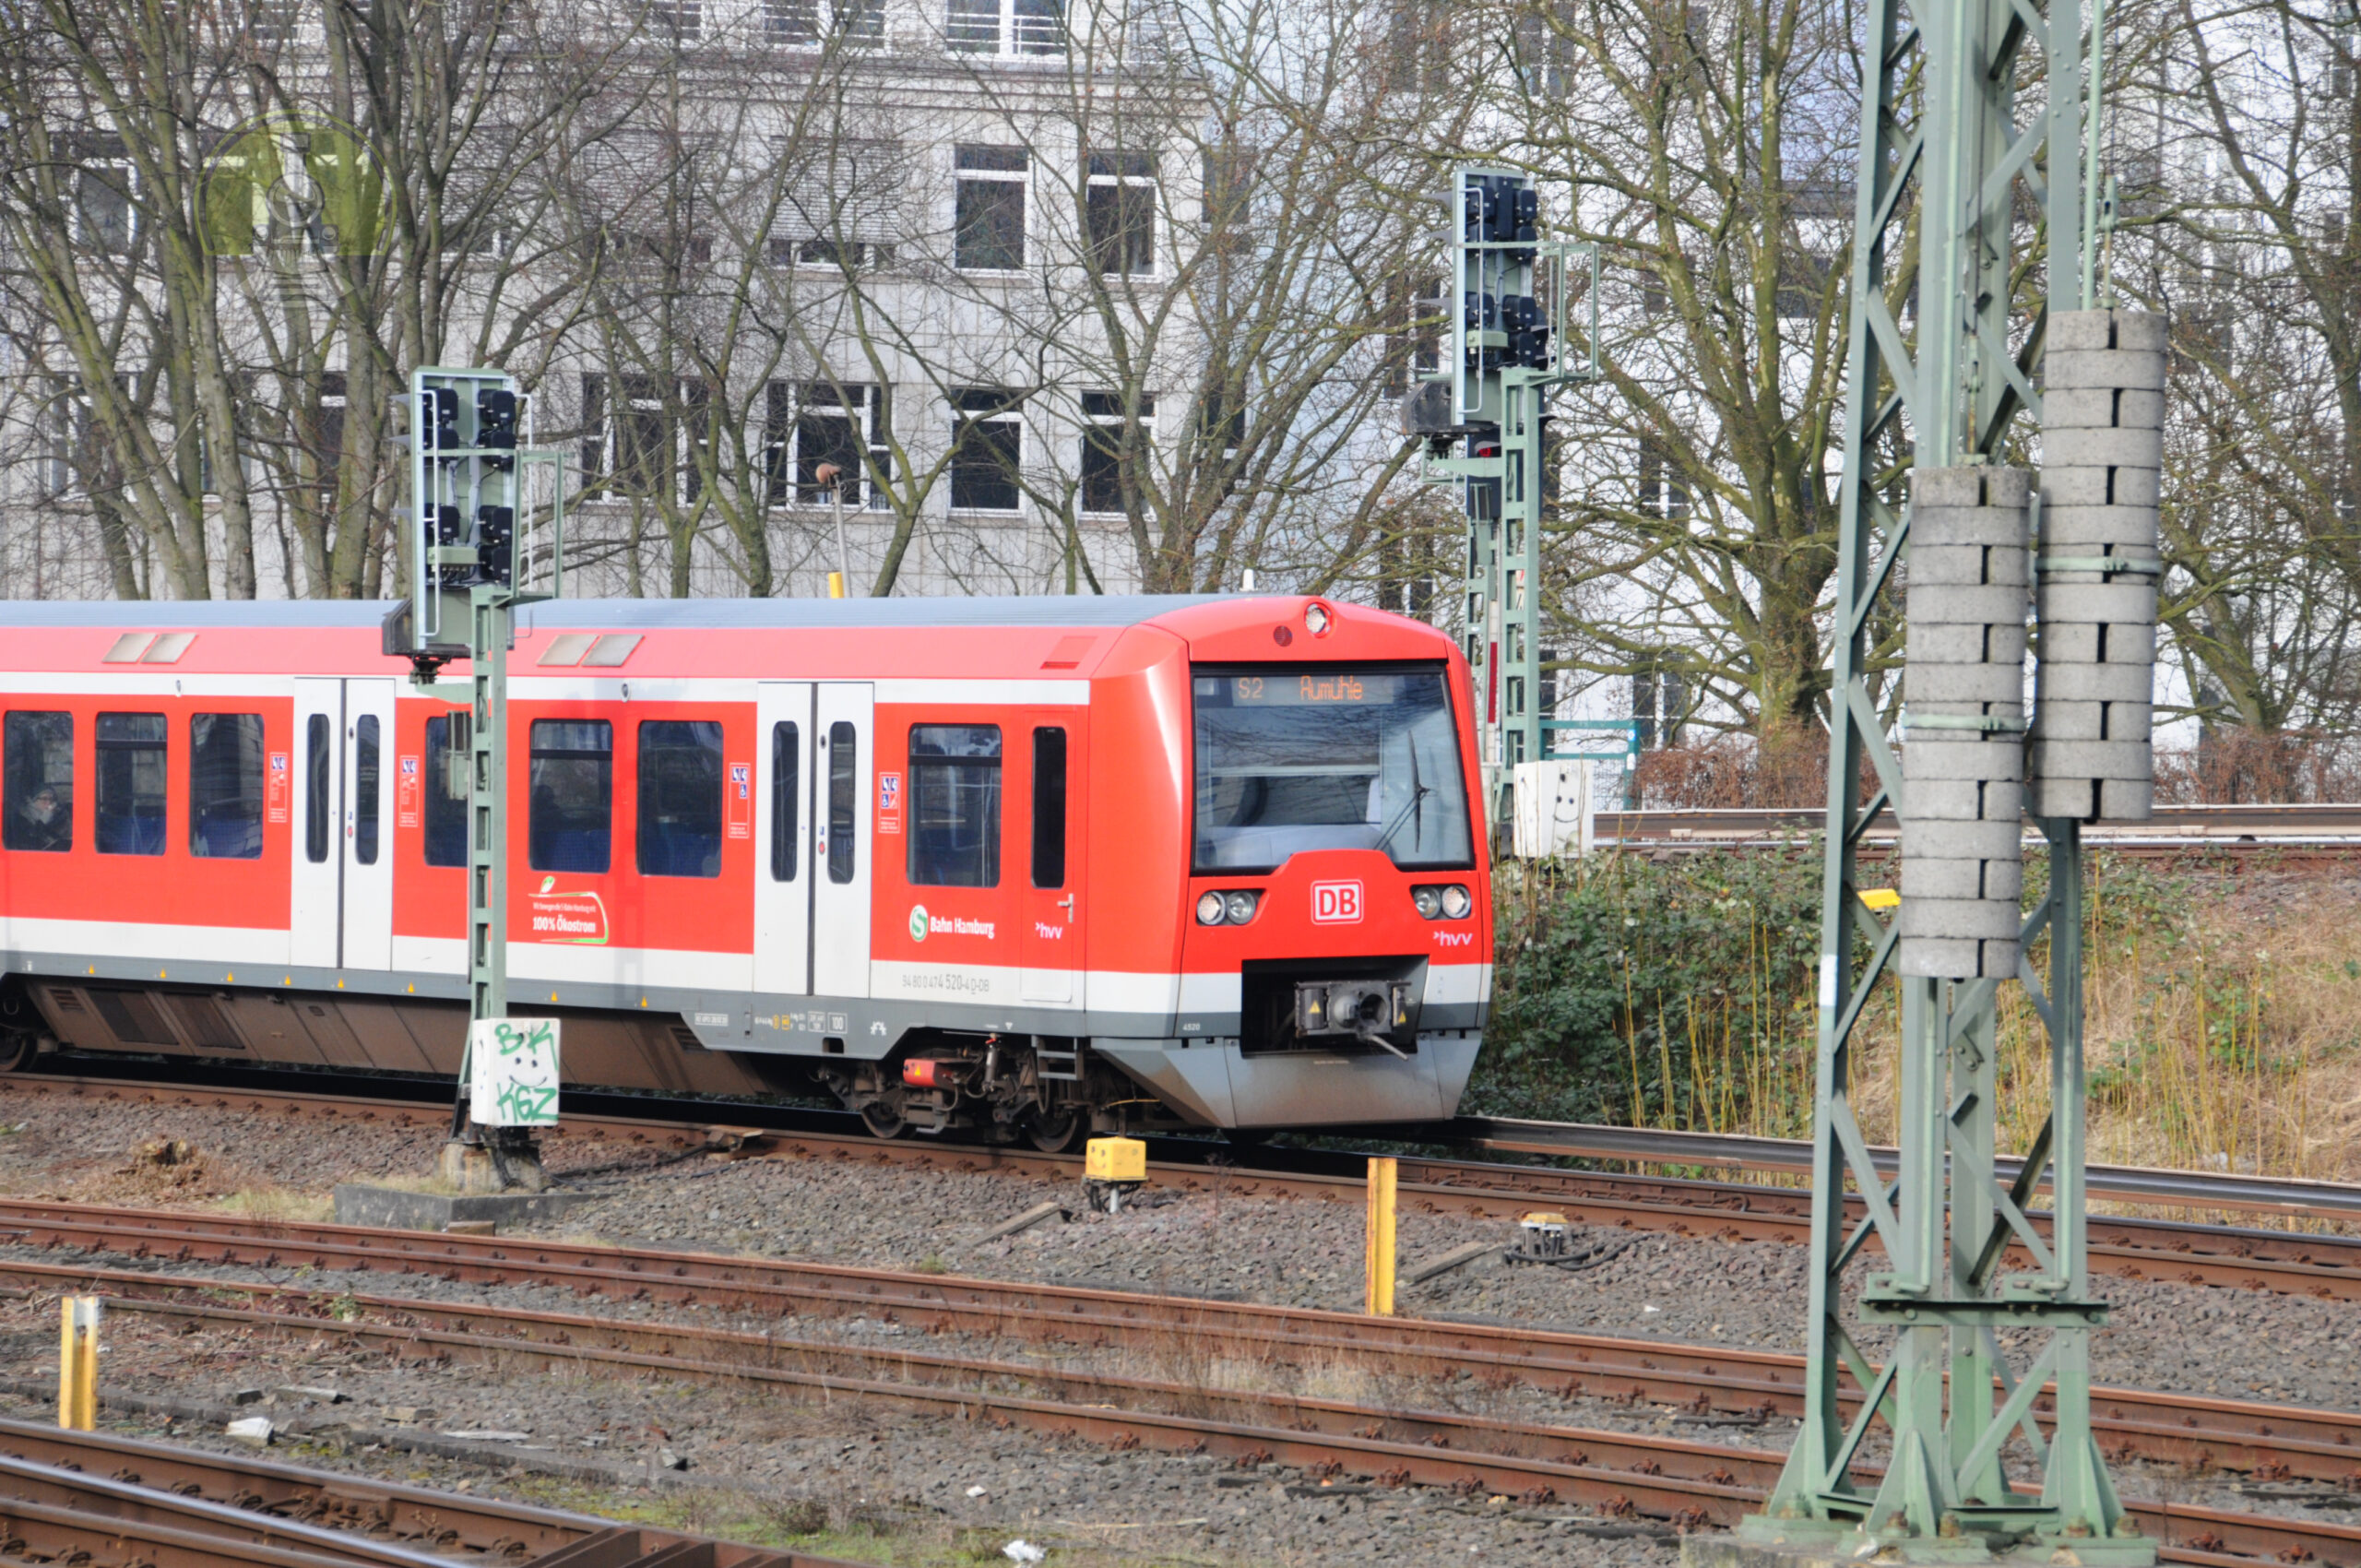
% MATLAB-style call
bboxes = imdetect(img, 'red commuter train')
[0,595,1492,1146]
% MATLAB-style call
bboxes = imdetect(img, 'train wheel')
[1026,1107,1086,1154]
[860,1101,909,1140]
[0,1032,35,1074]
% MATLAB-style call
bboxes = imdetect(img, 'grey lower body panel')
[1091,1032,1483,1129]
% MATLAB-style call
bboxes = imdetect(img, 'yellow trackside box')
[1085,1136,1146,1183]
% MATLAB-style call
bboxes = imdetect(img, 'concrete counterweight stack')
[2032,308,2165,822]
[1900,467,2033,981]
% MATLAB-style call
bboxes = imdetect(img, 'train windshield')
[1192,665,1473,873]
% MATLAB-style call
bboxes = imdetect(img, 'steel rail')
[1596,802,2361,844]
[6,1071,2359,1298]
[0,1416,857,1568]
[1,1207,2352,1486]
[1446,1117,2361,1224]
[21,1271,2359,1566]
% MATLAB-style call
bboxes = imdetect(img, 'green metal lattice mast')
[1714,0,2154,1547]
[394,366,567,1192]
[1409,168,1597,824]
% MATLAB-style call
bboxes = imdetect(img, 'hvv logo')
[1311,881,1363,924]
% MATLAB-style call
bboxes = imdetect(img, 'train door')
[339,679,396,969]
[753,681,814,996]
[289,678,397,971]
[1019,717,1086,1005]
[291,679,342,968]
[811,683,873,1004]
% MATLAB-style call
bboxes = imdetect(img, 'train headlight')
[1304,601,1334,636]
[1196,891,1228,925]
[1411,885,1443,920]
[1223,890,1260,924]
[1440,884,1472,920]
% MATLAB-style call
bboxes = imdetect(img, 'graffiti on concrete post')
[468,1017,561,1127]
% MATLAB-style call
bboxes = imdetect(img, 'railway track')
[6,1196,2361,1501]
[1,1196,2355,1486]
[8,1071,2358,1304]
[1596,802,2361,859]
[0,1413,854,1567]
[4,1229,2357,1565]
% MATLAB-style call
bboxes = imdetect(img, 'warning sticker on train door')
[469,1016,561,1126]
[397,755,421,828]
[267,753,291,825]
[878,771,903,836]
[727,762,752,839]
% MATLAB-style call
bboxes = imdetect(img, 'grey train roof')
[0,596,1240,631]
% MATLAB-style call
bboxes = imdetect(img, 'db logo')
[1311,881,1363,924]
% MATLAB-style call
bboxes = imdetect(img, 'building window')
[946,0,1062,53]
[423,715,469,868]
[581,373,709,503]
[1086,152,1157,276]
[529,719,612,873]
[649,0,703,38]
[37,396,86,499]
[1080,391,1152,516]
[4,712,73,853]
[950,388,1024,512]
[766,0,883,42]
[908,724,1001,887]
[76,165,135,255]
[96,714,165,856]
[770,721,801,882]
[826,720,857,885]
[305,713,332,864]
[637,720,724,879]
[1030,727,1066,888]
[766,381,892,507]
[954,146,1028,271]
[1637,437,1691,518]
[189,713,265,860]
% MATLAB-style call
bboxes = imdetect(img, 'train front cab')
[1086,601,1492,1133]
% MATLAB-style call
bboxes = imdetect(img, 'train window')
[637,719,723,878]
[908,723,1000,887]
[305,714,332,864]
[189,713,265,859]
[422,715,468,867]
[1030,727,1066,888]
[96,713,166,855]
[826,720,856,885]
[1192,665,1474,872]
[529,719,612,873]
[770,722,800,882]
[3,711,73,853]
[354,715,381,865]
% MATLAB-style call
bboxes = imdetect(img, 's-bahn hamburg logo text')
[909,903,995,942]
[1311,880,1363,924]
[529,874,611,944]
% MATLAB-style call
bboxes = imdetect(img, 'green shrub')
[1470,848,1824,1132]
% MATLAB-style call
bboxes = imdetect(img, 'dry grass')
[1626,861,2361,1195]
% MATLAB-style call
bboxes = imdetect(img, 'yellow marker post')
[57,1296,97,1431]
[1365,1157,1397,1316]
[827,571,846,599]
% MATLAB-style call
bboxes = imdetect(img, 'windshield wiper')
[1370,739,1430,857]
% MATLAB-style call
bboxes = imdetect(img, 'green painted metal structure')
[1728,0,2152,1547]
[400,367,566,1176]
[1416,167,1597,823]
